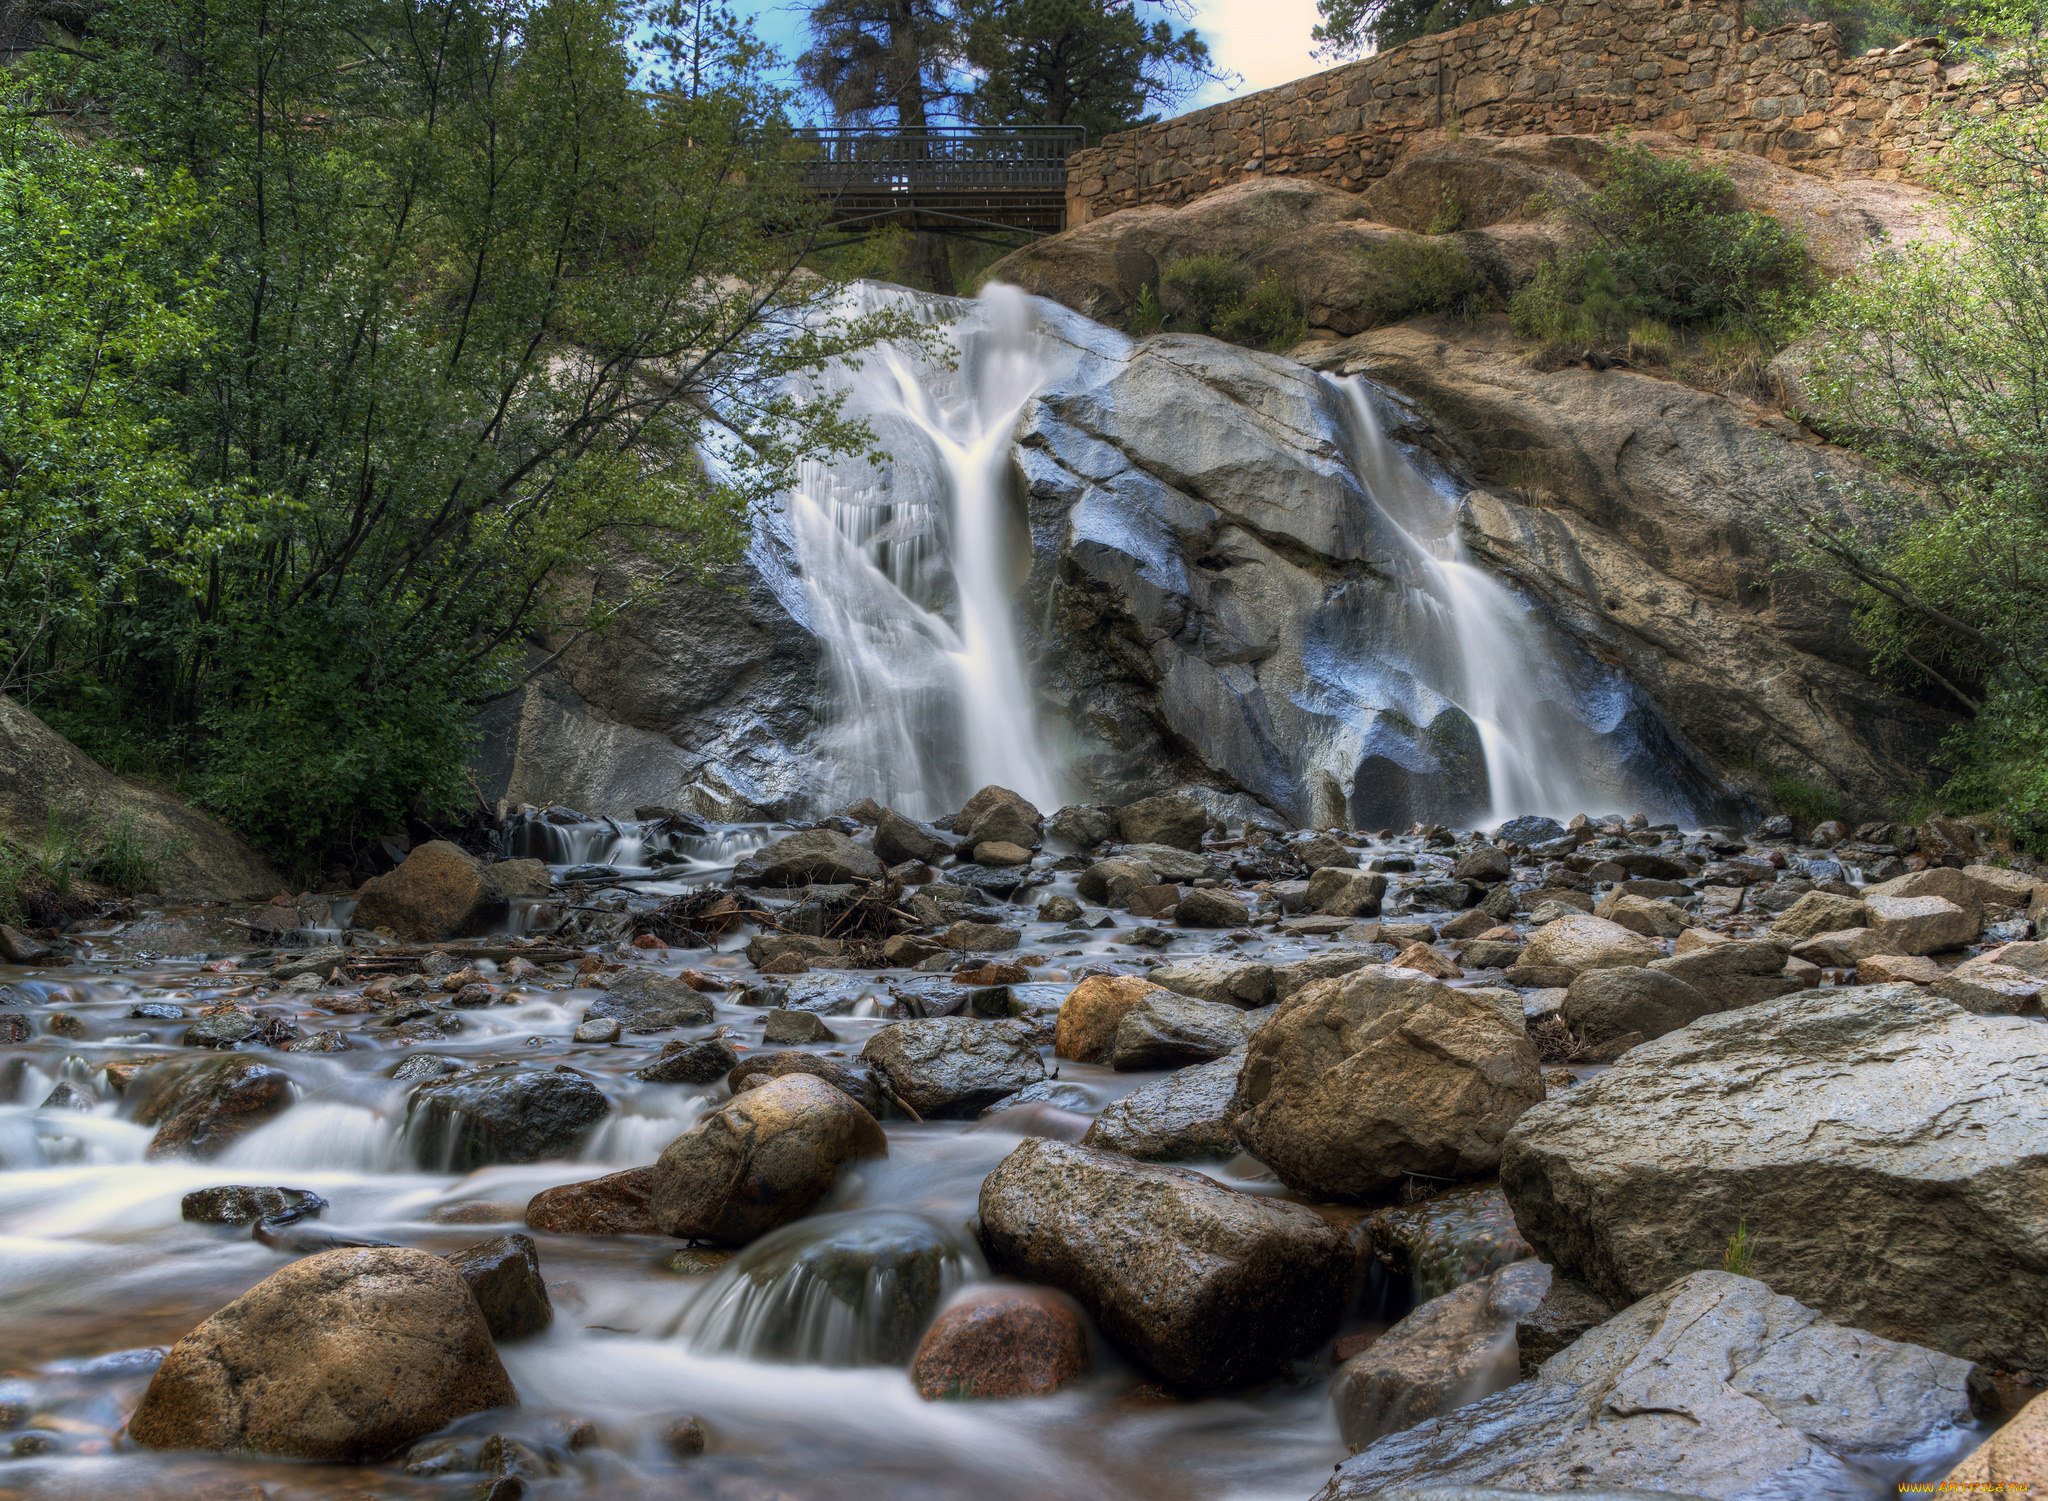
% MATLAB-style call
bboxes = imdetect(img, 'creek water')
[0,831,1383,1501]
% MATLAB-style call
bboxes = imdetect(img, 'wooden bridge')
[797,127,1087,241]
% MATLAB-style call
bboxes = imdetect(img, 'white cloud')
[1184,0,1333,107]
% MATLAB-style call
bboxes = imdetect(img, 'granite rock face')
[1320,1270,1983,1500]
[1501,985,2048,1372]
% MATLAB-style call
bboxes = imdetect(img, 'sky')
[737,0,1333,124]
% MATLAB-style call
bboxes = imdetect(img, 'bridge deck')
[798,128,1084,238]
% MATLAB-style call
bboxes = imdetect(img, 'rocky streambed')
[0,792,2042,1499]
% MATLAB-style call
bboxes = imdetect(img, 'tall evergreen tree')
[800,0,960,289]
[958,0,1213,140]
[1310,0,1509,58]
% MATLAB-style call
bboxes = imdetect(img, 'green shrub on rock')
[1161,253,1252,333]
[1212,273,1309,351]
[1353,236,1483,328]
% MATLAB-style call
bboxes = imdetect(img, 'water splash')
[787,284,1079,818]
[673,1211,976,1366]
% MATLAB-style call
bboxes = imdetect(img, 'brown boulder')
[444,1233,552,1342]
[1334,1259,1552,1450]
[1054,974,1167,1063]
[352,841,507,942]
[1234,966,1545,1201]
[957,785,1043,848]
[1945,1390,2048,1492]
[133,1056,294,1160]
[910,1286,1091,1401]
[727,1049,884,1115]
[127,1247,515,1461]
[978,1139,1350,1391]
[648,1074,886,1246]
[524,1167,658,1235]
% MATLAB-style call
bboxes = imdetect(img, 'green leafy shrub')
[1425,183,1465,235]
[1355,236,1483,327]
[1212,273,1309,351]
[1161,253,1252,333]
[1768,773,1844,830]
[1722,1220,1757,1277]
[1512,143,1812,372]
[1130,282,1165,335]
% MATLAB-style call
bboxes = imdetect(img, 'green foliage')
[23,0,909,876]
[1722,1220,1757,1277]
[0,116,231,700]
[1784,5,2048,848]
[1425,183,1465,236]
[1768,773,1844,829]
[959,0,1214,140]
[1161,253,1251,332]
[1312,0,1517,57]
[1130,282,1165,335]
[1510,143,1812,387]
[1354,236,1482,327]
[1212,273,1308,351]
[1743,0,1933,53]
[1159,256,1306,350]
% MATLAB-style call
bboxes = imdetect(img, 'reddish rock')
[524,1167,658,1235]
[1054,974,1166,1063]
[912,1287,1091,1400]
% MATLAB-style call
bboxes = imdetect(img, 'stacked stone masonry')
[1064,0,2016,222]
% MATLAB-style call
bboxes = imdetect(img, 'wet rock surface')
[978,1139,1351,1391]
[1502,985,2048,1372]
[1081,1053,1242,1161]
[445,1232,554,1341]
[1319,1271,1983,1500]
[911,1286,1091,1400]
[860,1018,1046,1118]
[353,841,510,942]
[523,1167,658,1236]
[650,1074,887,1245]
[1334,1259,1551,1450]
[405,1068,612,1170]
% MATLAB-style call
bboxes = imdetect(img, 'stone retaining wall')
[1064,0,2012,222]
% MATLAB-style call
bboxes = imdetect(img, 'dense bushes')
[1511,142,1812,378]
[1786,7,2047,846]
[1352,237,1482,326]
[14,0,905,876]
[1155,255,1307,350]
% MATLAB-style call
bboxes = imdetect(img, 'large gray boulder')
[1560,966,1714,1049]
[978,1138,1350,1391]
[1148,955,1276,1008]
[586,968,715,1032]
[1501,985,2048,1372]
[735,828,883,887]
[1235,966,1545,1200]
[1081,1054,1242,1161]
[860,1018,1046,1118]
[128,1247,516,1460]
[1643,937,1803,1010]
[405,1069,611,1171]
[1115,793,1208,851]
[1106,992,1249,1070]
[1319,1270,1983,1499]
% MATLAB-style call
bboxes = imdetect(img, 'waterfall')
[786,285,1078,820]
[1325,375,1614,826]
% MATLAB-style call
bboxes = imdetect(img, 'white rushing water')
[1327,374,1612,826]
[784,285,1640,831]
[786,284,1079,819]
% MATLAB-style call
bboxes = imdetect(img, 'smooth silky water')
[0,292,1725,1499]
[0,863,1365,1501]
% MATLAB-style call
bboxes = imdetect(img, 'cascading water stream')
[785,285,1077,818]
[1326,375,1612,825]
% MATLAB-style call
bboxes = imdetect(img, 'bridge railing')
[797,126,1087,197]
